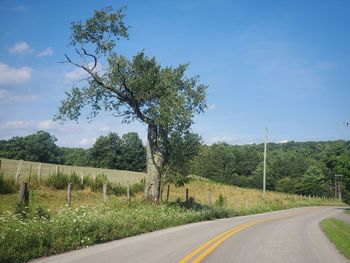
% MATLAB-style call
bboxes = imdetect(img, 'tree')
[61,147,89,166]
[121,132,146,171]
[163,132,202,187]
[55,7,207,202]
[0,131,61,163]
[295,166,328,196]
[88,133,124,169]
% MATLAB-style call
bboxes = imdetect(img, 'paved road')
[31,206,349,263]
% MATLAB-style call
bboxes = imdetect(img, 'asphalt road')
[31,206,349,263]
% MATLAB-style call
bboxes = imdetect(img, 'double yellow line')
[178,208,319,263]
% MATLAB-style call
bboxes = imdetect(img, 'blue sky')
[0,0,349,147]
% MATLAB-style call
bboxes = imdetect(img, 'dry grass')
[165,177,342,210]
[0,158,146,185]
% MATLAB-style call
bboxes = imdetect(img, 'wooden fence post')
[67,183,72,206]
[93,174,96,181]
[18,182,29,205]
[127,183,131,203]
[80,172,84,185]
[38,163,42,180]
[15,160,24,183]
[56,165,59,175]
[166,185,170,202]
[103,183,108,203]
[28,164,32,184]
[207,191,211,206]
[185,188,189,201]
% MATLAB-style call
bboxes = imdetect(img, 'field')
[0,158,344,263]
[321,218,350,259]
[0,158,145,185]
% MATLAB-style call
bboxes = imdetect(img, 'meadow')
[0,158,145,185]
[0,158,344,262]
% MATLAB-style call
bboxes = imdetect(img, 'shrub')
[111,183,127,196]
[44,172,84,190]
[0,172,16,194]
[130,179,145,195]
[215,193,225,208]
[44,172,69,189]
[84,174,110,192]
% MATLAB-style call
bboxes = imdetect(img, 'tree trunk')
[145,124,167,203]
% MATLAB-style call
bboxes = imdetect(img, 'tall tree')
[55,7,207,202]
[88,132,124,169]
[121,132,146,172]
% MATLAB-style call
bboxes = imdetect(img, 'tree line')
[1,131,349,203]
[0,131,146,172]
[190,140,350,203]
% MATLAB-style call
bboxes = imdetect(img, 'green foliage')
[0,202,229,262]
[0,172,16,194]
[295,166,329,196]
[275,177,297,193]
[0,131,61,163]
[191,140,350,199]
[44,172,82,190]
[215,193,225,208]
[60,147,89,166]
[88,133,124,169]
[70,6,129,54]
[88,132,146,171]
[120,132,146,171]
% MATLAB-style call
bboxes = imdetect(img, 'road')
[31,206,349,263]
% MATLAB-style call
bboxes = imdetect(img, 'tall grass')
[0,172,16,194]
[0,200,229,263]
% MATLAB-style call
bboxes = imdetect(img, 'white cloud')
[278,139,289,144]
[0,62,33,86]
[97,126,110,132]
[64,63,104,83]
[38,47,54,57]
[0,120,34,129]
[79,137,96,147]
[37,120,56,130]
[9,42,34,55]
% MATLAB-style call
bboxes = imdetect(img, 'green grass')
[0,159,345,263]
[0,158,145,185]
[321,218,350,259]
[0,200,230,263]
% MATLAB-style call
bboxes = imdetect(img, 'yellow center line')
[178,207,320,263]
[177,222,252,263]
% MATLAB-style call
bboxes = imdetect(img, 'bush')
[0,172,16,194]
[215,193,225,207]
[44,173,69,189]
[111,183,127,196]
[84,174,110,192]
[130,179,145,195]
[44,172,84,190]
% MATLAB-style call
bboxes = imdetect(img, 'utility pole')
[263,127,268,198]
[335,174,343,201]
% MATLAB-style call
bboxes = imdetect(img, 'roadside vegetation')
[0,163,343,262]
[321,218,350,259]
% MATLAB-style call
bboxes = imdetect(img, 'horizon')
[0,0,349,147]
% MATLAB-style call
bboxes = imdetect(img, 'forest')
[0,131,349,203]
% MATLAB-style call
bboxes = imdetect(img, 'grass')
[0,158,145,185]
[0,160,345,263]
[0,200,230,263]
[321,218,350,259]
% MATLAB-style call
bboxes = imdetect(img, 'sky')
[0,0,349,147]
